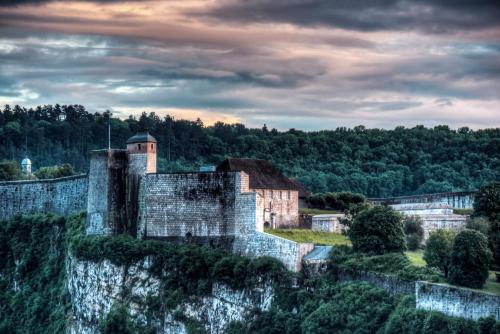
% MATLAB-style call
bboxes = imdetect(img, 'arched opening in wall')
[185,232,193,242]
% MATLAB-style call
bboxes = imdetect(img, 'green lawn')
[264,228,351,246]
[299,208,342,215]
[405,250,426,267]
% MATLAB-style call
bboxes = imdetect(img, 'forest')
[1,104,499,197]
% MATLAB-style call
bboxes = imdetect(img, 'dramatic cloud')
[203,0,500,33]
[0,0,499,129]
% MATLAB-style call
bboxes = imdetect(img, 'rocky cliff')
[66,253,273,334]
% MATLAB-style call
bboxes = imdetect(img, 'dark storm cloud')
[202,0,500,33]
[0,0,144,6]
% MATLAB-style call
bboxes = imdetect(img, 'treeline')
[1,104,499,197]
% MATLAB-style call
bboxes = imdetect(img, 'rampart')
[0,174,88,221]
[369,191,475,209]
[138,172,246,247]
[416,281,500,320]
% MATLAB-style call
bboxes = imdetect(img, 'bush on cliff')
[0,214,73,334]
[448,230,491,289]
[348,206,406,254]
[424,229,455,278]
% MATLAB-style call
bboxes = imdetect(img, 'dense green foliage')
[348,206,406,254]
[448,230,491,289]
[2,104,500,196]
[0,214,73,333]
[229,278,499,334]
[404,216,424,251]
[424,229,455,278]
[0,160,31,181]
[306,191,366,210]
[0,159,74,181]
[330,246,442,282]
[34,163,75,179]
[473,182,500,269]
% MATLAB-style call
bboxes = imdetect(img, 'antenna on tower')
[108,121,111,150]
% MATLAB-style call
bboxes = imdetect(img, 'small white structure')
[21,157,32,176]
[390,203,467,241]
[312,214,346,233]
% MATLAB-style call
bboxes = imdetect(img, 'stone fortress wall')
[0,174,88,221]
[369,191,475,209]
[138,172,242,246]
[389,202,467,241]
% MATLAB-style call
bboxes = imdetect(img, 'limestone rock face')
[66,253,273,334]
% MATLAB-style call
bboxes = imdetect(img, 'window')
[279,191,282,199]
[151,144,153,149]
[138,143,141,150]
[287,191,291,200]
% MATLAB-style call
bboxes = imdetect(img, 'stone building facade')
[216,158,302,228]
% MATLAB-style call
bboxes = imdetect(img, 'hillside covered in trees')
[1,104,499,197]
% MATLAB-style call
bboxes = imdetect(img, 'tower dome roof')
[126,132,157,144]
[21,157,32,166]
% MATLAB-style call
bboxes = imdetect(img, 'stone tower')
[126,132,157,237]
[126,132,157,175]
[86,149,128,235]
[21,157,32,176]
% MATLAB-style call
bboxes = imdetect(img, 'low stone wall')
[0,174,88,221]
[416,281,500,320]
[234,232,314,272]
[329,264,416,295]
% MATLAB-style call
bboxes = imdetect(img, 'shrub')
[424,229,455,278]
[467,216,491,236]
[0,160,30,181]
[404,216,424,250]
[348,206,406,254]
[34,163,75,179]
[448,230,491,289]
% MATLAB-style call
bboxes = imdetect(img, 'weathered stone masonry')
[138,172,242,247]
[0,174,88,221]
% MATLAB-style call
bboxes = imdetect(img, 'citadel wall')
[138,172,246,247]
[0,174,88,221]
[416,281,500,321]
[369,191,475,209]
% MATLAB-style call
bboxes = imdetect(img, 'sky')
[0,0,499,130]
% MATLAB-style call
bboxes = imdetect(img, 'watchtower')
[126,132,157,175]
